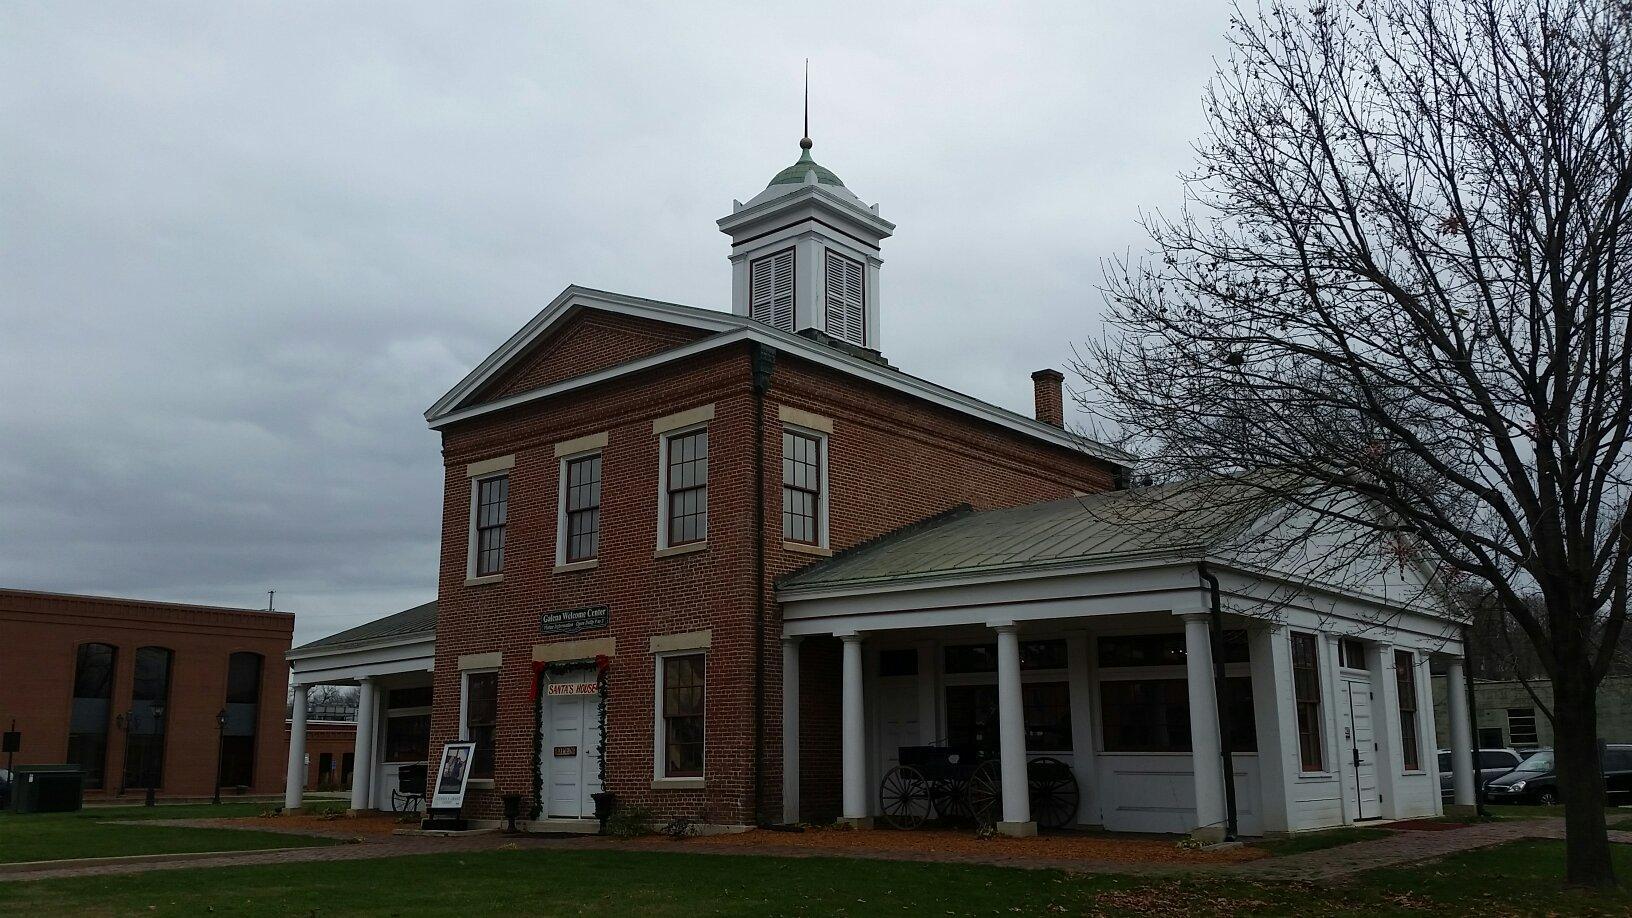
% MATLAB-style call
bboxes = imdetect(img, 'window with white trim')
[662,428,707,546]
[1291,632,1325,772]
[749,248,795,331]
[560,453,601,563]
[781,429,825,545]
[1395,650,1421,771]
[461,670,498,780]
[471,475,508,576]
[657,653,705,778]
[824,250,864,345]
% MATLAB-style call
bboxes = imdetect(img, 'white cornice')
[423,286,1134,466]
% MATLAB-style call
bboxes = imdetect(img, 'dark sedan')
[1482,746,1632,805]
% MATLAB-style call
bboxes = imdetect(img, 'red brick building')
[0,589,293,800]
[407,140,1129,828]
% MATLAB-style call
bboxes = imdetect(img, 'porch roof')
[778,483,1261,594]
[290,600,437,655]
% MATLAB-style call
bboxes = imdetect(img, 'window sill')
[554,559,598,574]
[465,574,503,586]
[783,542,831,557]
[654,542,708,559]
[651,777,705,790]
[467,779,496,789]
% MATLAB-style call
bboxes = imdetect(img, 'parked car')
[1438,748,1524,800]
[1482,745,1632,805]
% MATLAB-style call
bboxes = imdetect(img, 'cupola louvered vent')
[749,249,795,331]
[824,251,865,345]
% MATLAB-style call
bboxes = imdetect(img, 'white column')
[1445,656,1476,806]
[1182,612,1227,841]
[993,623,1035,836]
[1369,643,1405,819]
[1065,632,1097,826]
[350,677,378,811]
[285,682,309,811]
[840,633,870,826]
[1248,627,1295,833]
[782,636,802,825]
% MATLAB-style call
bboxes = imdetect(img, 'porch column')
[840,633,870,827]
[1181,613,1227,841]
[350,677,378,812]
[285,682,308,811]
[782,636,802,825]
[993,623,1035,836]
[1445,656,1476,806]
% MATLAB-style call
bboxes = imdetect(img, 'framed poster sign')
[429,741,477,811]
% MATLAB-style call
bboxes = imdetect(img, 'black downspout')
[750,343,776,826]
[1198,562,1239,841]
[1462,623,1487,819]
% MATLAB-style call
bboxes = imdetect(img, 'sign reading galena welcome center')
[538,604,609,636]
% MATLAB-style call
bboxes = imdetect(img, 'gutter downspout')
[1198,561,1239,841]
[750,343,777,826]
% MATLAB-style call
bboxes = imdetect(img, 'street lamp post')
[213,708,227,805]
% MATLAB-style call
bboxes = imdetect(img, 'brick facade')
[431,310,1119,824]
[0,589,293,800]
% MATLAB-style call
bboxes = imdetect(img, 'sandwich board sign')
[430,741,477,812]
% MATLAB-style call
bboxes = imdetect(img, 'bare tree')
[1077,0,1632,887]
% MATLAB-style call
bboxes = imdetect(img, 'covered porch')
[284,601,436,814]
[777,499,1478,839]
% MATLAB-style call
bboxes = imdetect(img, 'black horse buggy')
[877,744,1079,831]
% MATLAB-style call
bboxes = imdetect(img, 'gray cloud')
[0,2,1233,642]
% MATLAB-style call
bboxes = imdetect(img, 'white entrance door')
[875,672,922,776]
[1340,678,1381,821]
[542,677,603,818]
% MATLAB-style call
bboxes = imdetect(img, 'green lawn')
[1251,825,1393,857]
[3,841,1632,916]
[0,809,337,865]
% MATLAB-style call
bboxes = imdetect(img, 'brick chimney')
[1031,369,1065,427]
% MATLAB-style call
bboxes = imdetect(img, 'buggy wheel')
[879,766,932,829]
[1026,756,1079,829]
[965,760,1003,830]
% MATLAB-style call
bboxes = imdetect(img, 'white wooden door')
[876,675,921,776]
[1341,678,1381,821]
[542,681,603,818]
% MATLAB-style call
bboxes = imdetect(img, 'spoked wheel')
[965,760,1004,830]
[879,765,932,829]
[1027,756,1079,829]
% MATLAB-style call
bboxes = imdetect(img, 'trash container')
[11,765,84,814]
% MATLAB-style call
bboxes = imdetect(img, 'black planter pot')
[502,793,523,832]
[591,792,617,830]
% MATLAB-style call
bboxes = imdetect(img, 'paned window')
[1339,638,1368,669]
[944,682,1074,754]
[749,249,795,331]
[662,654,706,777]
[823,250,865,344]
[782,431,822,544]
[1098,677,1257,753]
[218,652,262,787]
[66,643,116,789]
[1291,632,1325,771]
[564,454,602,562]
[665,430,708,546]
[943,639,1069,674]
[463,671,498,779]
[1395,650,1421,770]
[123,646,174,789]
[1508,707,1539,746]
[474,476,508,576]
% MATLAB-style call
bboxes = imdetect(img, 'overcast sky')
[0,2,1234,643]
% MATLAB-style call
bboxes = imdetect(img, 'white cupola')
[718,137,895,357]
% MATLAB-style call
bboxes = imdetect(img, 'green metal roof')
[777,481,1274,592]
[292,600,437,652]
[769,147,845,188]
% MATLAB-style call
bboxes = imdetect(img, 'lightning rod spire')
[801,59,812,150]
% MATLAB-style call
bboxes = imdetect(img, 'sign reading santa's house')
[538,604,609,636]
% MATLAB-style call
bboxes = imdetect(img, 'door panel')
[1341,679,1381,820]
[548,696,585,817]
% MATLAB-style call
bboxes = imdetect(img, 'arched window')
[122,646,173,790]
[218,652,263,787]
[66,643,117,789]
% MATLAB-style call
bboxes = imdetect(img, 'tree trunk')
[1553,665,1616,888]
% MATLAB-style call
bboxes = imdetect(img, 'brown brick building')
[405,139,1128,828]
[0,589,293,800]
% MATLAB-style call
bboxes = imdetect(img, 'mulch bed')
[634,826,1269,865]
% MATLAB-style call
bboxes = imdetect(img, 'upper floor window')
[749,248,795,331]
[562,453,602,563]
[824,250,864,345]
[473,475,508,576]
[782,430,824,545]
[664,429,708,546]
